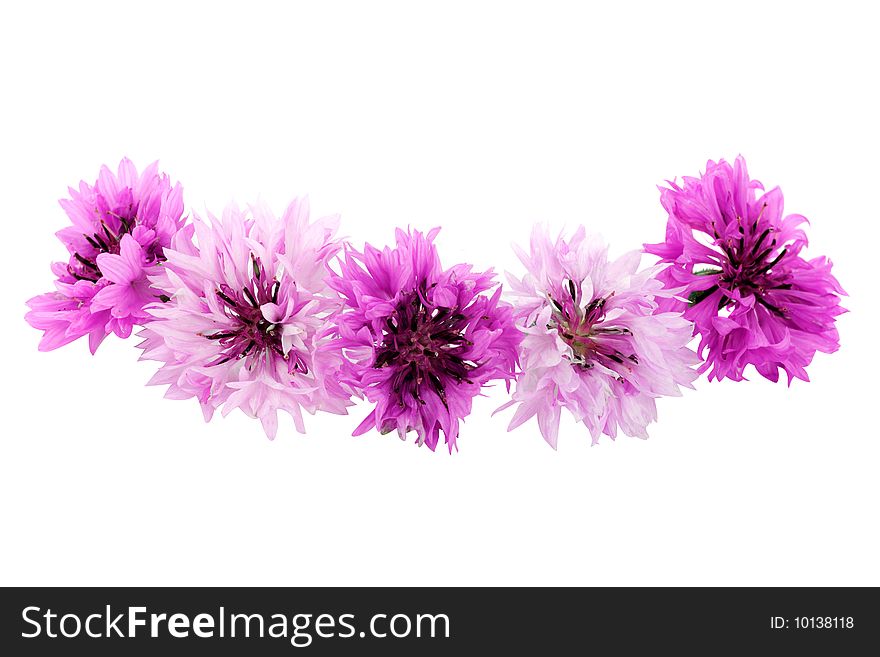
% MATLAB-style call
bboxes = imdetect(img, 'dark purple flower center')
[372,288,477,408]
[549,279,638,380]
[203,255,308,373]
[67,196,160,283]
[693,204,793,317]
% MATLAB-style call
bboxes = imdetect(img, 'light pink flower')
[137,199,352,438]
[499,225,700,447]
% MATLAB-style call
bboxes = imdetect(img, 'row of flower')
[26,157,846,451]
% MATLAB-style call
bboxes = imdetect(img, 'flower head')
[328,228,520,452]
[137,199,351,438]
[501,225,699,447]
[26,159,185,352]
[644,156,846,383]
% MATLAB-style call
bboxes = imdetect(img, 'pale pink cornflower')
[500,225,700,447]
[137,199,352,438]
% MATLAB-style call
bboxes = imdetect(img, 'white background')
[1,1,877,586]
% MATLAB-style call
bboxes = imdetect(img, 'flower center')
[203,255,308,373]
[549,279,638,378]
[67,198,158,283]
[693,204,792,317]
[372,288,477,408]
[68,215,135,283]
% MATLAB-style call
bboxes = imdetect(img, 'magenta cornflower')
[26,159,185,353]
[137,200,352,438]
[499,225,700,447]
[327,228,520,452]
[644,156,846,383]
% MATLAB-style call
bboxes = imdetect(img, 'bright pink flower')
[26,159,185,352]
[644,157,846,383]
[327,228,520,452]
[500,226,699,447]
[138,199,351,438]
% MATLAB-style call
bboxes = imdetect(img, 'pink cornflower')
[137,199,351,438]
[500,225,699,447]
[327,228,520,452]
[26,159,185,352]
[644,156,846,382]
